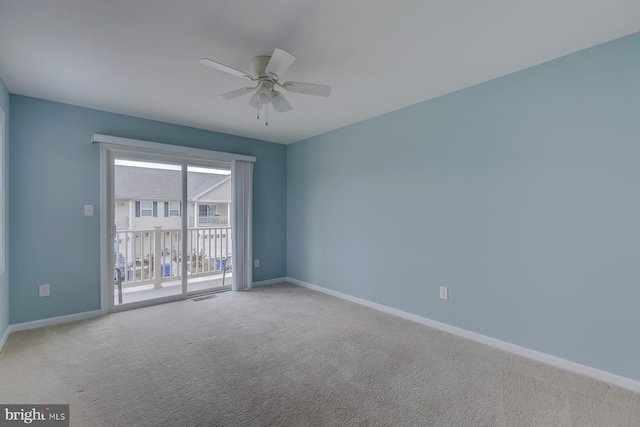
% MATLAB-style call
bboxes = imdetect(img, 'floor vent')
[192,294,217,302]
[191,288,230,301]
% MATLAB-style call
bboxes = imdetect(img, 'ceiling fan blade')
[248,92,260,109]
[265,48,296,79]
[199,58,252,79]
[282,81,331,97]
[271,91,293,113]
[216,87,255,100]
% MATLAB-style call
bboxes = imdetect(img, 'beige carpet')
[1,282,639,426]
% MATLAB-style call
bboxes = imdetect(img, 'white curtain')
[231,159,254,291]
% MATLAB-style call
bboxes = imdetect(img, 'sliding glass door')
[102,144,236,312]
[112,157,184,306]
[186,163,233,293]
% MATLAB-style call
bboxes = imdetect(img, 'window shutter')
[135,201,140,217]
[153,201,158,217]
[164,202,169,217]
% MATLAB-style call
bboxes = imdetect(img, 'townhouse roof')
[114,165,229,201]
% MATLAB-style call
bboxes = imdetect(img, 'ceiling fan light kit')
[257,84,273,104]
[199,48,331,125]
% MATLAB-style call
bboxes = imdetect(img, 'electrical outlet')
[39,284,50,297]
[84,204,94,216]
[254,259,259,268]
[440,286,448,300]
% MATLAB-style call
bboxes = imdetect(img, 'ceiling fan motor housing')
[251,56,272,78]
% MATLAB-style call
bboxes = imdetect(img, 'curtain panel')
[231,160,254,291]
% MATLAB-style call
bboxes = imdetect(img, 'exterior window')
[198,204,217,225]
[135,201,157,217]
[140,201,153,217]
[199,204,216,217]
[169,202,181,217]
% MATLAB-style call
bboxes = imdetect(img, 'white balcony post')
[153,225,163,289]
[128,200,134,229]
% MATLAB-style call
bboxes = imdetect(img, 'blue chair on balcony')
[222,256,232,287]
[114,267,123,304]
[114,252,133,281]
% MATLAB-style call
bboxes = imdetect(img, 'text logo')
[0,405,68,426]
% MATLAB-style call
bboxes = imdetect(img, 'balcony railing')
[115,216,130,229]
[188,216,229,227]
[197,216,229,226]
[114,225,232,288]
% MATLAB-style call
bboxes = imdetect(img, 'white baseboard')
[253,277,287,287]
[5,310,103,336]
[286,277,640,395]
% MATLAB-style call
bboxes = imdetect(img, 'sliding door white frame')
[96,135,255,314]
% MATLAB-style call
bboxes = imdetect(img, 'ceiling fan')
[199,48,331,125]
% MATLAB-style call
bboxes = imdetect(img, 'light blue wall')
[0,77,9,339]
[287,32,640,381]
[9,96,286,324]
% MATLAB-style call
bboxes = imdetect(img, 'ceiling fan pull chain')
[256,104,260,120]
[265,104,269,126]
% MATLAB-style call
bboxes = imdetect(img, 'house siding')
[197,178,231,202]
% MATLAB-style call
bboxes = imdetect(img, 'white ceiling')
[1,1,639,144]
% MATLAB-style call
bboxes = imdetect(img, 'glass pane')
[187,164,232,293]
[113,159,183,305]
